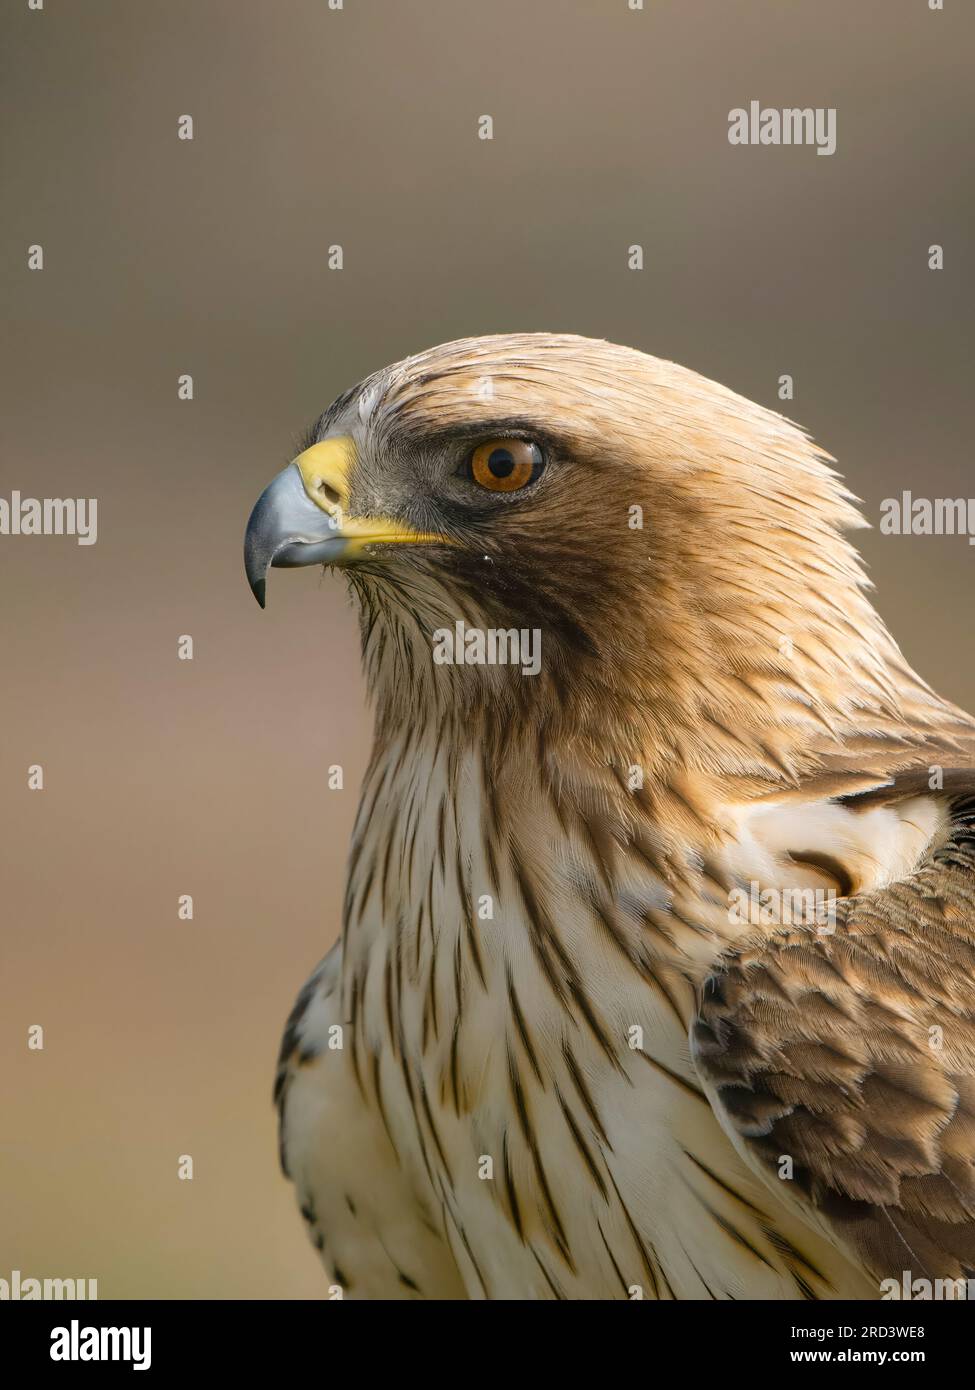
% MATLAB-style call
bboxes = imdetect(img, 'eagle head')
[245,333,902,777]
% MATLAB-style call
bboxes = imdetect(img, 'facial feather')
[311,334,975,801]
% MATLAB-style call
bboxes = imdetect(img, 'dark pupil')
[487,448,516,478]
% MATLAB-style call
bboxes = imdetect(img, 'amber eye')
[468,439,543,492]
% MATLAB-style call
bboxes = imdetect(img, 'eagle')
[244,333,975,1300]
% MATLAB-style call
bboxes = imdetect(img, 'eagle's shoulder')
[693,783,975,1289]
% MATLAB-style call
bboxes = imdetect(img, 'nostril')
[317,481,342,507]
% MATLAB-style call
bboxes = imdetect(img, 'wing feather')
[693,788,975,1287]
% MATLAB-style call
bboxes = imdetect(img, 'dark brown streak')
[379,805,400,920]
[510,855,571,1007]
[578,812,620,892]
[788,849,856,899]
[418,1079,454,1190]
[455,842,486,989]
[395,1026,436,1193]
[383,955,398,1059]
[426,873,439,1040]
[639,1050,708,1104]
[370,1051,400,1161]
[640,953,691,1030]
[507,1048,575,1270]
[686,1184,777,1273]
[530,1247,568,1299]
[566,977,629,1078]
[677,1240,719,1300]
[393,914,405,1041]
[436,794,448,883]
[501,1131,525,1241]
[479,753,505,897]
[413,897,424,975]
[448,1017,462,1115]
[454,1220,489,1299]
[452,932,464,1021]
[588,890,642,970]
[356,857,378,922]
[404,798,421,899]
[605,1166,661,1299]
[561,1042,613,1151]
[347,970,367,1100]
[597,1220,632,1298]
[556,1088,609,1200]
[506,970,546,1088]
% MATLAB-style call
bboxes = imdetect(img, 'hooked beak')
[244,436,449,608]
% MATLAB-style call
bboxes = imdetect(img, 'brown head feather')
[323,333,975,804]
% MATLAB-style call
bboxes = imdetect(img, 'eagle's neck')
[342,721,760,1043]
[341,704,946,1036]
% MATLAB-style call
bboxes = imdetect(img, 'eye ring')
[467,439,544,493]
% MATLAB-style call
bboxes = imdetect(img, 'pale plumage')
[246,334,975,1299]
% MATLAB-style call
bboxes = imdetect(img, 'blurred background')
[1,0,972,1297]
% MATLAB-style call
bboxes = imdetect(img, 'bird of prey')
[244,333,975,1300]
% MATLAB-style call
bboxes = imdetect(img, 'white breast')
[312,737,911,1298]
